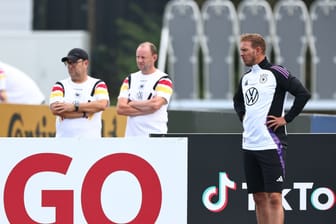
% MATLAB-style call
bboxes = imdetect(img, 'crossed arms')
[116,96,167,116]
[50,99,109,119]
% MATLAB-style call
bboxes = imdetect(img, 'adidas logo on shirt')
[276,176,284,182]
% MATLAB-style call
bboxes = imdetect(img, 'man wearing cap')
[49,48,110,138]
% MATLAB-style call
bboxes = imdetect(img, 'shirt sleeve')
[92,81,110,101]
[155,76,173,103]
[118,76,130,99]
[49,82,64,105]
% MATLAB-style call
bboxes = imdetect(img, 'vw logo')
[245,87,259,106]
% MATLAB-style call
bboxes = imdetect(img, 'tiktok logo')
[202,172,237,212]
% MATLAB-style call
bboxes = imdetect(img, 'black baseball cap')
[61,48,89,63]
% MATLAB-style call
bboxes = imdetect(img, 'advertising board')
[0,138,187,223]
[182,134,335,223]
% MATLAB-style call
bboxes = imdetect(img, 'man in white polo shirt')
[49,48,110,138]
[117,42,173,137]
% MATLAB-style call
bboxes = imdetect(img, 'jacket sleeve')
[284,76,311,122]
[233,78,245,122]
[272,66,311,123]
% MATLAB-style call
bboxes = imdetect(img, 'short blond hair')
[240,33,266,54]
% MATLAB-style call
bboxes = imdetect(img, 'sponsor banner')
[0,137,188,223]
[0,104,127,137]
[165,134,335,223]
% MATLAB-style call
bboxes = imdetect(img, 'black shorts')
[243,148,286,193]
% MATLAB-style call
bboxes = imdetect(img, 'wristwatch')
[74,101,79,112]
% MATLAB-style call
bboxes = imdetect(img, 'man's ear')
[153,54,158,62]
[255,46,263,55]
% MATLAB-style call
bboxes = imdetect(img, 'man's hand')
[51,102,75,114]
[266,115,287,131]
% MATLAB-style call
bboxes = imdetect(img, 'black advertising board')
[162,134,335,223]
